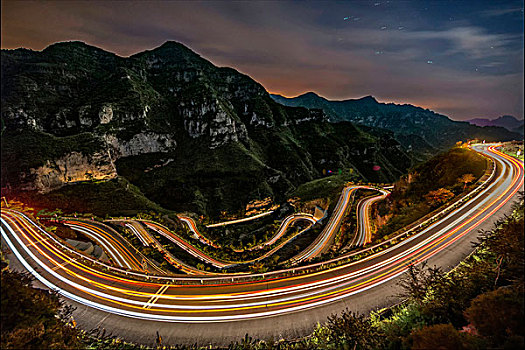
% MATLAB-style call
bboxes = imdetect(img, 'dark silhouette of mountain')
[1,41,414,217]
[512,123,524,136]
[467,115,524,135]
[271,92,521,153]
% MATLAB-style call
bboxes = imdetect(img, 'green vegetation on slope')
[291,174,357,201]
[1,130,104,187]
[0,252,82,349]
[501,141,524,161]
[15,177,165,217]
[2,41,413,219]
[373,146,488,238]
[271,92,522,153]
[116,137,281,217]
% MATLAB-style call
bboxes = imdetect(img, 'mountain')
[467,115,524,135]
[271,92,522,154]
[1,41,413,217]
[512,123,524,136]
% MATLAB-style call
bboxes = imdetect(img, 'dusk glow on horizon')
[2,0,523,120]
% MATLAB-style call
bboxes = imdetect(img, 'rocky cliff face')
[103,132,176,157]
[4,129,177,193]
[1,41,411,216]
[26,151,117,193]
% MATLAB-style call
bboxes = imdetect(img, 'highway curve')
[61,219,164,274]
[1,145,522,347]
[60,201,358,274]
[350,188,390,247]
[142,214,318,269]
[126,212,319,270]
[177,213,318,253]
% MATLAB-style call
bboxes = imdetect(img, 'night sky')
[2,0,523,121]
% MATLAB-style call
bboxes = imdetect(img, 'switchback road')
[1,145,522,346]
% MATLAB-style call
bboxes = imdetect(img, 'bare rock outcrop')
[25,151,117,193]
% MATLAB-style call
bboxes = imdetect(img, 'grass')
[291,173,357,201]
[501,141,524,161]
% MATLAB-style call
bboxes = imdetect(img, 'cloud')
[333,26,521,61]
[1,1,523,120]
[479,7,523,17]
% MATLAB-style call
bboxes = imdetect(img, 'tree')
[464,285,524,346]
[424,188,454,207]
[1,262,82,349]
[478,215,524,285]
[408,323,480,350]
[458,173,476,191]
[398,262,445,304]
[326,308,386,349]
[250,261,267,273]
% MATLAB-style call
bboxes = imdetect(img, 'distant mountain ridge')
[2,41,414,217]
[467,115,523,136]
[271,92,522,153]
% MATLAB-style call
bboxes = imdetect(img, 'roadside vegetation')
[373,146,488,240]
[0,251,83,349]
[501,140,524,161]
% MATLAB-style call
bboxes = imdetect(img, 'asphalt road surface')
[1,144,522,347]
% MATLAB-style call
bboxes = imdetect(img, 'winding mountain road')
[350,188,390,247]
[56,219,164,274]
[1,145,522,347]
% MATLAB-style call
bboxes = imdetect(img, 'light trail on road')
[144,215,318,269]
[205,211,275,228]
[0,145,521,336]
[178,216,219,248]
[178,213,317,253]
[263,214,317,247]
[352,188,390,247]
[140,213,318,269]
[142,220,229,269]
[60,219,162,273]
[111,220,212,275]
[63,220,136,269]
[290,186,384,263]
